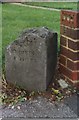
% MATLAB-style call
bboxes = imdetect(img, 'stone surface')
[5,27,57,91]
[58,79,68,89]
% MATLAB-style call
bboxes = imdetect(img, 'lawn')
[2,2,78,70]
[0,4,2,71]
[2,3,60,69]
[24,2,78,10]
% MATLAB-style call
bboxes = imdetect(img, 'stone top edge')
[6,27,57,48]
[18,27,57,39]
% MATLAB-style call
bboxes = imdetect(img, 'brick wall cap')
[61,10,79,13]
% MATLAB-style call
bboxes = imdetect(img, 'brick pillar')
[59,10,79,87]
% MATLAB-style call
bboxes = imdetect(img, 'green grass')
[24,2,77,10]
[3,2,78,70]
[0,4,2,72]
[2,3,60,68]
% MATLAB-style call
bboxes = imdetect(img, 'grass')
[2,2,78,70]
[2,3,60,68]
[0,4,2,72]
[24,2,78,10]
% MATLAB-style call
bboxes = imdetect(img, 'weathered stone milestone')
[5,27,57,91]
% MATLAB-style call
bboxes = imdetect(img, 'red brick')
[67,59,79,71]
[60,75,66,80]
[66,77,79,89]
[72,72,79,80]
[60,25,79,39]
[60,36,67,46]
[60,46,68,57]
[60,75,79,89]
[67,49,79,61]
[59,64,68,78]
[69,40,79,50]
[60,46,79,61]
[60,10,79,87]
[59,55,66,66]
[61,10,79,28]
[59,64,79,81]
[68,40,79,50]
